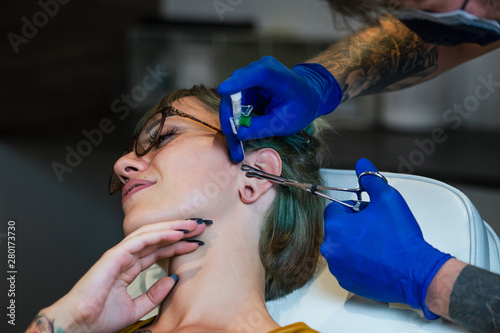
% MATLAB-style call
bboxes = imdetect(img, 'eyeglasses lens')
[136,112,164,156]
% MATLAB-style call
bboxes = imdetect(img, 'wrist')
[27,301,89,333]
[291,63,342,117]
[425,258,468,320]
[418,253,452,320]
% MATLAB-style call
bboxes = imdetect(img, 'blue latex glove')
[218,56,342,163]
[321,158,452,320]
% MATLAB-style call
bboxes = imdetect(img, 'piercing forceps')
[242,164,388,212]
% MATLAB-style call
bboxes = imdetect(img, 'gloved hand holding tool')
[321,158,453,319]
[218,56,342,163]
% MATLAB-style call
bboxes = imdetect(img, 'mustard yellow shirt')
[117,317,319,333]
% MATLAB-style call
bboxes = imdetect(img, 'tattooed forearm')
[26,313,63,333]
[308,14,439,102]
[450,265,500,333]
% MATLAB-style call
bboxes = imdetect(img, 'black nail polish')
[171,273,179,287]
[175,229,190,234]
[203,219,213,226]
[188,218,204,224]
[185,239,205,246]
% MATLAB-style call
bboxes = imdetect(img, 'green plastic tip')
[239,115,252,127]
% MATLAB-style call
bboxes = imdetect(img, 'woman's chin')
[121,211,158,235]
[122,219,140,236]
[121,208,186,236]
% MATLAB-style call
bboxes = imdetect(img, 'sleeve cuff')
[420,254,454,320]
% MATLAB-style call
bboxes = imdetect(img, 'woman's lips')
[121,179,155,202]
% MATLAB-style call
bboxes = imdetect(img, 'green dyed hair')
[149,85,327,301]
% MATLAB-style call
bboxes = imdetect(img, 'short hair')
[146,85,327,301]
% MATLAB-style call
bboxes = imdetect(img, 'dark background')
[1,1,500,331]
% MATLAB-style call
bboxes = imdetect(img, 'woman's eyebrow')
[164,114,194,125]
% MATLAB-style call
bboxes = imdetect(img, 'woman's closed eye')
[156,127,179,148]
[147,126,180,148]
[158,126,180,147]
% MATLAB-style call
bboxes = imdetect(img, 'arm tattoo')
[26,314,63,333]
[310,14,439,102]
[449,265,500,332]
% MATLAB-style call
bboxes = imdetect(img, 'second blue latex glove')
[321,158,452,320]
[218,56,342,163]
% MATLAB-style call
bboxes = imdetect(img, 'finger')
[132,275,177,322]
[322,201,354,242]
[324,200,356,218]
[111,222,203,267]
[137,237,204,269]
[115,237,202,285]
[124,219,204,239]
[354,157,379,177]
[175,222,207,238]
[219,95,244,163]
[119,229,188,258]
[118,221,208,274]
[102,231,184,284]
[132,228,204,261]
[355,158,391,199]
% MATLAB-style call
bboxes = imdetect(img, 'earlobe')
[239,148,282,204]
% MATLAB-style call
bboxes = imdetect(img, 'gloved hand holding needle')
[218,56,342,163]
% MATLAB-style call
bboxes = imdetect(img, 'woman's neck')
[146,215,280,333]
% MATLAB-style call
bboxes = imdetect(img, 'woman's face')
[114,97,240,235]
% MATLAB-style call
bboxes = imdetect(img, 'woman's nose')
[113,151,150,183]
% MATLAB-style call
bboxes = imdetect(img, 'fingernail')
[171,273,179,287]
[188,218,204,224]
[203,219,213,226]
[185,239,205,246]
[175,229,190,234]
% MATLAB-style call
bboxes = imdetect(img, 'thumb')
[133,275,177,322]
[324,199,356,219]
[219,95,244,163]
[355,158,390,199]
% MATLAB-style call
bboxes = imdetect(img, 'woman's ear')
[239,148,282,204]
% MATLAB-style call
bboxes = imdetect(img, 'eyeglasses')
[108,106,223,195]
